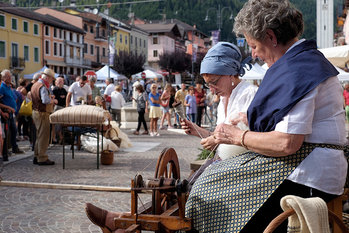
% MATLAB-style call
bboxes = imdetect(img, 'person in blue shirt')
[0,69,24,154]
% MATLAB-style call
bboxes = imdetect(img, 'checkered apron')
[185,143,347,233]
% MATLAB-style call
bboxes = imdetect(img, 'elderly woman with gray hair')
[185,0,347,232]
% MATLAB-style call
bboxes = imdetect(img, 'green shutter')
[0,15,4,27]
[0,41,5,57]
[23,21,28,32]
[34,47,39,62]
[12,18,17,30]
[34,24,38,35]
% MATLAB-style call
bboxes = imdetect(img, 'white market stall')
[131,69,164,80]
[96,65,127,81]
[319,45,349,69]
[241,62,349,82]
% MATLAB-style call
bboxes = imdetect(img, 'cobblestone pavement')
[0,128,202,233]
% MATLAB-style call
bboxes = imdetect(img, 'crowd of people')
[0,68,129,164]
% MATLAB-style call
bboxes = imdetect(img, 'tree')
[159,50,191,73]
[113,51,146,79]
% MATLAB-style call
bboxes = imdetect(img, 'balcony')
[10,57,25,70]
[91,55,109,68]
[95,34,107,41]
[65,56,83,67]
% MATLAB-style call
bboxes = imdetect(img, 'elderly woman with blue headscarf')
[181,42,258,160]
[185,0,347,233]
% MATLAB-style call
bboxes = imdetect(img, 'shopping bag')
[19,99,32,116]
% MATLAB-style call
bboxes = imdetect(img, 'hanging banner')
[109,35,116,65]
[211,30,220,46]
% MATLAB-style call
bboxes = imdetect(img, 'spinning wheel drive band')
[153,148,181,216]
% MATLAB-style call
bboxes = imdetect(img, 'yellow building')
[113,26,130,54]
[0,3,43,79]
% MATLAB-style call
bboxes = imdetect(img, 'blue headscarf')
[200,42,245,76]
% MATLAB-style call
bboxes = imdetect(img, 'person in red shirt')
[194,81,206,127]
[343,84,349,123]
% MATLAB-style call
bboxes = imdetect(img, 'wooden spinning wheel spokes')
[153,148,181,216]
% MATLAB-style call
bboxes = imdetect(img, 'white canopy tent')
[319,45,349,69]
[241,62,349,82]
[96,65,127,81]
[23,66,59,79]
[132,69,164,80]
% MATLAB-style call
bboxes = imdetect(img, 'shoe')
[37,159,55,166]
[168,126,174,129]
[133,131,139,135]
[155,132,160,136]
[141,131,149,135]
[13,148,24,154]
[85,203,113,233]
[159,125,166,130]
[150,132,154,137]
[33,157,38,165]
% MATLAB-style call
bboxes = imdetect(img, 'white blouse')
[275,76,347,195]
[216,81,258,160]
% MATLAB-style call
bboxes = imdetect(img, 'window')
[144,39,146,48]
[76,47,80,58]
[45,40,50,55]
[130,35,133,44]
[59,29,62,39]
[120,34,122,43]
[0,41,5,58]
[34,24,39,35]
[83,24,88,31]
[53,42,57,56]
[45,25,49,36]
[125,35,128,45]
[59,43,63,56]
[70,46,73,58]
[102,30,105,37]
[153,37,158,44]
[153,50,158,57]
[90,44,94,55]
[69,32,73,41]
[23,21,28,33]
[135,37,137,47]
[11,18,17,30]
[34,47,39,62]
[11,43,18,57]
[139,38,142,47]
[23,45,29,61]
[90,26,94,33]
[102,47,106,56]
[0,14,5,28]
[53,28,57,38]
[83,43,87,53]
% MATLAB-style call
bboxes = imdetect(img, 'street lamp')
[205,4,233,41]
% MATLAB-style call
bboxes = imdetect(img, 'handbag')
[19,99,32,116]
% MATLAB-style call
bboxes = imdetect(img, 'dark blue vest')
[247,40,338,132]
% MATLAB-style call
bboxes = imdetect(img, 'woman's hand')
[180,118,210,138]
[213,123,242,145]
[200,135,217,151]
[230,112,248,126]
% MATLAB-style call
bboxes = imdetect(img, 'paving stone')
[0,129,202,232]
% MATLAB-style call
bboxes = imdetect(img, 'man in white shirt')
[104,78,115,110]
[110,85,125,127]
[66,76,92,106]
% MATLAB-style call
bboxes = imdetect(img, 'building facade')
[0,2,42,80]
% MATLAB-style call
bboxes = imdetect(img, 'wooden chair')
[264,190,349,233]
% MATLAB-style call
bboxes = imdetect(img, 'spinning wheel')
[153,148,181,215]
[114,148,191,232]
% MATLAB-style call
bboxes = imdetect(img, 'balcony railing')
[10,57,25,70]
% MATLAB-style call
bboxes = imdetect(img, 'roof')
[0,3,84,34]
[135,23,181,37]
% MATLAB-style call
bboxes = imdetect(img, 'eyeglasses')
[204,77,220,87]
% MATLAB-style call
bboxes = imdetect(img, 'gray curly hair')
[233,0,303,45]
